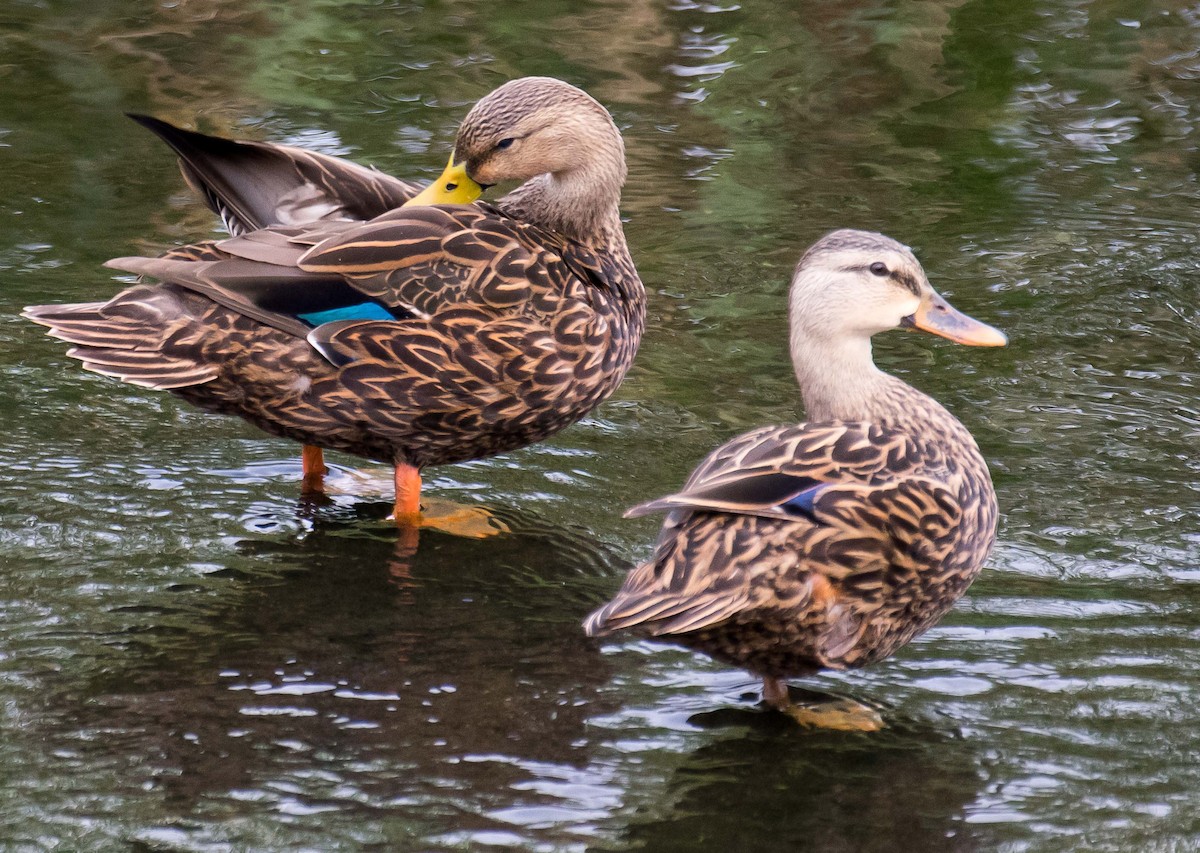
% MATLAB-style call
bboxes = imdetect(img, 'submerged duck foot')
[390,463,507,538]
[392,497,510,540]
[775,697,885,732]
[760,677,884,731]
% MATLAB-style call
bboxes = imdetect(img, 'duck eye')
[495,138,515,150]
[869,262,889,277]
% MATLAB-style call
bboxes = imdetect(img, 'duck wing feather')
[127,114,420,233]
[587,423,963,644]
[97,204,590,358]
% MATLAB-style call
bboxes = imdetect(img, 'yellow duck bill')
[902,290,1008,347]
[403,154,484,207]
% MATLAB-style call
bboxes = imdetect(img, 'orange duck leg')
[393,462,423,527]
[301,445,328,493]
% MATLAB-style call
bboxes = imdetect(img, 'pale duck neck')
[789,326,976,455]
[790,329,909,423]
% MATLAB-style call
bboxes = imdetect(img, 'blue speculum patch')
[298,302,397,326]
[781,485,823,516]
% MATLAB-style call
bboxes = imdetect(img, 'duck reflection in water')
[28,504,625,844]
[616,711,986,852]
[294,467,514,570]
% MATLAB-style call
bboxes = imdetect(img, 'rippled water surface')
[2,0,1199,849]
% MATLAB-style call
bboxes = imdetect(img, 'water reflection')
[24,507,626,847]
[5,0,1200,849]
[617,717,984,852]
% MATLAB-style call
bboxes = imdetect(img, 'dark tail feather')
[582,603,617,638]
[127,113,300,234]
[127,114,421,233]
[66,345,217,389]
[24,297,218,390]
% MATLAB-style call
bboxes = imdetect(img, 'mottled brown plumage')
[25,78,644,520]
[584,230,1005,714]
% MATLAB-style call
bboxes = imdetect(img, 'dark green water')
[2,0,1199,849]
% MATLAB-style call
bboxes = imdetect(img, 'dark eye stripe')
[894,271,922,295]
[844,264,922,296]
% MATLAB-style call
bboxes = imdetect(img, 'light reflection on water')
[1,0,1200,849]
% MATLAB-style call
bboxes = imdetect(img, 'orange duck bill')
[901,289,1007,347]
